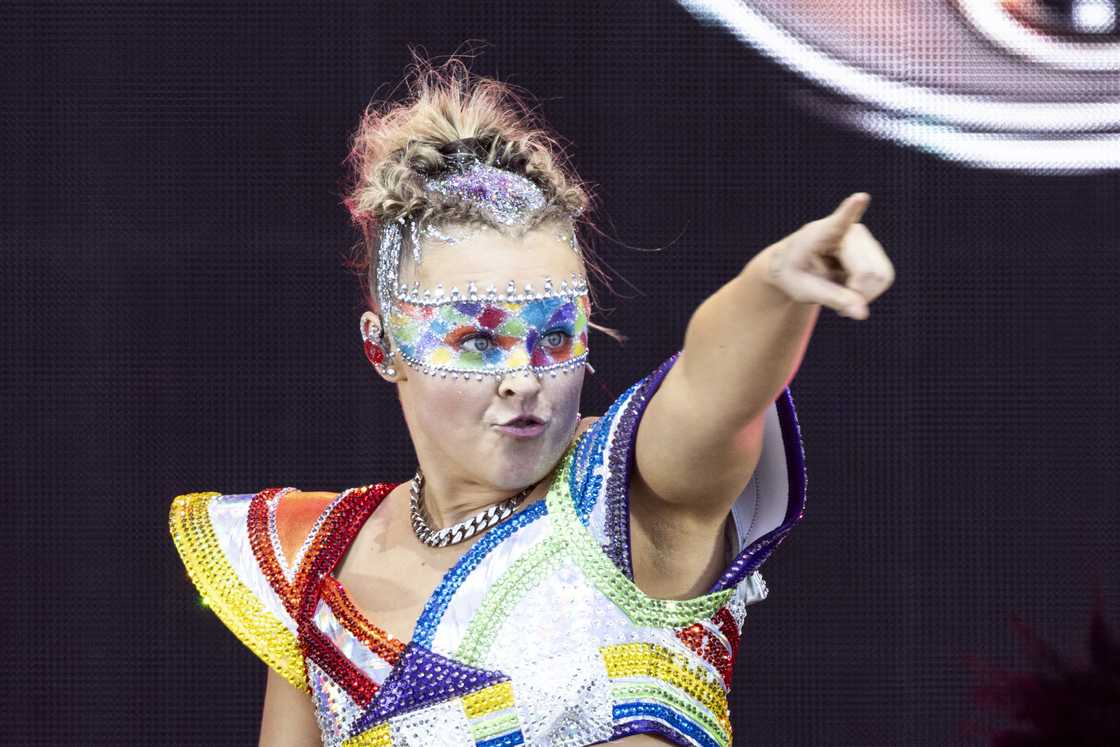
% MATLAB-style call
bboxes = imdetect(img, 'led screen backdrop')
[5,1,1118,744]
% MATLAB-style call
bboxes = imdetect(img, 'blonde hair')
[340,50,624,344]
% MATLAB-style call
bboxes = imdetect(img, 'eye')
[542,330,571,348]
[459,332,493,353]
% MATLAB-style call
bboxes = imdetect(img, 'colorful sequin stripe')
[342,721,391,747]
[454,534,567,666]
[601,352,680,576]
[296,484,398,707]
[463,681,524,746]
[339,681,525,747]
[247,486,350,618]
[168,491,309,693]
[611,687,726,747]
[601,642,732,746]
[674,607,742,690]
[568,371,629,520]
[321,576,407,666]
[546,447,735,627]
[612,703,724,747]
[710,607,742,661]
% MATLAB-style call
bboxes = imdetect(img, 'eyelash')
[459,329,571,351]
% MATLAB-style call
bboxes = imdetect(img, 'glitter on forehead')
[374,156,581,324]
[423,159,548,227]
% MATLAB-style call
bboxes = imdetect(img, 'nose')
[497,367,543,398]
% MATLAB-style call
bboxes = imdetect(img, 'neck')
[416,468,543,529]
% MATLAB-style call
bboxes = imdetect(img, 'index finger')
[816,192,871,241]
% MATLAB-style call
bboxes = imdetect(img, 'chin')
[488,448,561,490]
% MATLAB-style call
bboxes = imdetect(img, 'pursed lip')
[493,415,549,438]
[497,414,546,427]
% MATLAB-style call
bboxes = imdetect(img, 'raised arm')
[629,193,894,597]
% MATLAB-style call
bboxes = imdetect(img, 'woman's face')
[368,219,589,492]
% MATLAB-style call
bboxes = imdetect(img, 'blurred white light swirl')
[678,0,1120,174]
[955,0,1120,70]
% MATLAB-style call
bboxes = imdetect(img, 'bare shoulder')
[271,491,343,566]
[283,490,339,500]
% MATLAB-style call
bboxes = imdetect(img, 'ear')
[359,311,406,383]
[359,310,383,341]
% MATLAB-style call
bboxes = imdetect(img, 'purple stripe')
[708,384,807,592]
[602,350,682,579]
[612,718,696,746]
[347,642,507,732]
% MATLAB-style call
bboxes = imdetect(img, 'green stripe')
[456,533,566,665]
[468,709,521,741]
[454,439,734,669]
[545,448,734,625]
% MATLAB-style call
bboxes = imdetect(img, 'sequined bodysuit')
[169,351,807,746]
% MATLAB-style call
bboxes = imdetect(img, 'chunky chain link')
[409,467,535,548]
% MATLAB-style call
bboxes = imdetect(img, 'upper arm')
[628,361,763,598]
[633,354,765,520]
[566,352,806,599]
[259,667,321,747]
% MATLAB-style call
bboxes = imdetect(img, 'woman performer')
[169,57,894,747]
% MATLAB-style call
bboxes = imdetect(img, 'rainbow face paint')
[369,153,590,381]
[388,292,590,379]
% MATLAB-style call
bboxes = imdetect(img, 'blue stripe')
[411,500,548,647]
[572,377,635,519]
[475,731,525,747]
[613,702,721,747]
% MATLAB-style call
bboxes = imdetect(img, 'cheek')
[556,376,583,406]
[410,378,489,433]
[545,373,586,424]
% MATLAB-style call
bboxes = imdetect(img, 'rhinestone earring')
[362,321,397,379]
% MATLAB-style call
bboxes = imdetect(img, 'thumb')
[787,267,868,316]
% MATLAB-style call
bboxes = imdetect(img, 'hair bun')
[436,137,528,175]
[437,137,489,168]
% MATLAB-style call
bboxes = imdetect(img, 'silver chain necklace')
[409,467,537,548]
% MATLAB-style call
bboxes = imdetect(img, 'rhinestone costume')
[169,350,807,746]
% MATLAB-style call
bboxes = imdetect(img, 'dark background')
[6,1,1118,744]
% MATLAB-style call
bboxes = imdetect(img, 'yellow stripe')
[601,642,730,734]
[169,492,308,693]
[343,722,392,746]
[462,680,515,718]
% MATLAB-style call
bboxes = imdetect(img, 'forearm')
[677,241,819,429]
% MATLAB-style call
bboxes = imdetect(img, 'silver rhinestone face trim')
[392,273,588,307]
[376,218,405,321]
[374,152,582,323]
